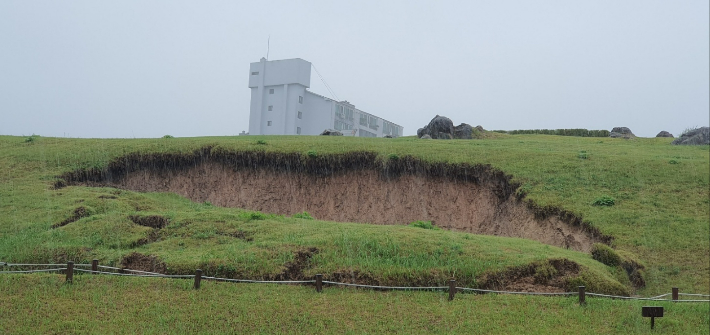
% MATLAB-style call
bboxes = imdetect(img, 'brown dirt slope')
[59,148,611,252]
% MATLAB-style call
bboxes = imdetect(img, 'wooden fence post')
[91,259,98,274]
[194,269,202,290]
[578,286,586,305]
[672,287,678,301]
[66,261,74,284]
[315,274,323,293]
[448,279,456,301]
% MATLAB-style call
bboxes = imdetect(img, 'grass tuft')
[408,220,440,230]
[592,196,615,207]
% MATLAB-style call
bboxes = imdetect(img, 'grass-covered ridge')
[0,134,708,296]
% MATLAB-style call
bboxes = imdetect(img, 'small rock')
[320,129,343,136]
[656,131,674,138]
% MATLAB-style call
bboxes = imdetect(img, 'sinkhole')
[58,148,610,253]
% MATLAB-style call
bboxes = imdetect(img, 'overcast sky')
[1,1,708,138]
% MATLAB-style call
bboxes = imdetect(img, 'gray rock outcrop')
[418,116,485,139]
[671,127,709,145]
[454,123,474,139]
[609,127,635,139]
[418,115,455,139]
[655,131,674,138]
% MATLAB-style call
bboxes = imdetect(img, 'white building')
[248,58,403,137]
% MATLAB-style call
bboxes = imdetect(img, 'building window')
[298,96,303,104]
[269,88,274,94]
[268,105,273,111]
[297,127,301,134]
[251,71,259,75]
[334,120,353,131]
[297,111,302,119]
[267,121,272,126]
[368,116,379,130]
[383,121,399,136]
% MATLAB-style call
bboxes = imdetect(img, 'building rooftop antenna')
[266,35,270,60]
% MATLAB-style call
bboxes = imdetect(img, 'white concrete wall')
[301,91,334,135]
[248,58,310,88]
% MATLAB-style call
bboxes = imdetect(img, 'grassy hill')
[1,133,708,333]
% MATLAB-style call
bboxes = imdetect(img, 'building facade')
[248,58,403,137]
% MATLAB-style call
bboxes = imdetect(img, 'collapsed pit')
[59,148,610,252]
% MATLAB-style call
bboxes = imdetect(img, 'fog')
[1,1,707,138]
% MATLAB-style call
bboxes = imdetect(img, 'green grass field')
[1,133,708,333]
[1,274,708,334]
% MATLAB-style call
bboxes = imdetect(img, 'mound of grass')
[408,220,440,230]
[0,133,707,296]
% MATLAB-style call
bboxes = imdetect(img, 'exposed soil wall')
[59,148,610,253]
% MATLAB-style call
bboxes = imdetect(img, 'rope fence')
[2,261,709,304]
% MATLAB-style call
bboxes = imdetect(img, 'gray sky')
[1,1,708,138]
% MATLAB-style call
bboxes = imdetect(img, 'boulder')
[418,115,455,139]
[320,129,343,136]
[383,135,394,138]
[417,128,426,138]
[454,123,474,139]
[609,127,635,139]
[655,131,674,138]
[671,127,709,145]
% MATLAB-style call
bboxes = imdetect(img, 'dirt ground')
[106,162,598,252]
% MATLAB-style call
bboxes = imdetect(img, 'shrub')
[669,159,679,164]
[307,150,318,158]
[388,153,399,161]
[256,140,267,145]
[591,243,621,267]
[292,211,314,220]
[24,134,40,143]
[408,220,440,230]
[577,151,588,159]
[592,196,615,206]
[162,135,174,139]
